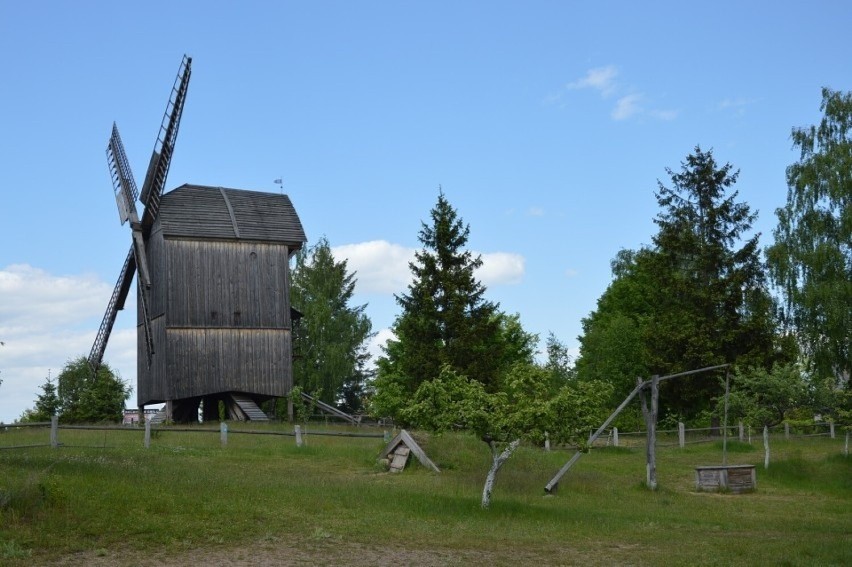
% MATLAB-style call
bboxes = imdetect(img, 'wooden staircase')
[228,393,269,422]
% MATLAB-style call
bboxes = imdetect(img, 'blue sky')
[1,1,850,422]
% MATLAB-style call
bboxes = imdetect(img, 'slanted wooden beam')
[380,429,440,473]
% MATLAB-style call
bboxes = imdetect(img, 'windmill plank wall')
[136,185,304,407]
[166,241,290,328]
[166,328,291,400]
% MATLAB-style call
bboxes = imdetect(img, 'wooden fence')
[0,416,387,451]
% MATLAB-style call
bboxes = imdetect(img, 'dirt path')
[44,537,604,566]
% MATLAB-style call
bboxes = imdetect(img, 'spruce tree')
[34,374,60,419]
[576,148,790,420]
[648,147,783,416]
[379,190,503,395]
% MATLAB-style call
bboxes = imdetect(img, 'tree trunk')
[481,439,520,509]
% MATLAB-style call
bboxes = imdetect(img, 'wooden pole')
[613,427,619,447]
[220,421,228,447]
[50,415,59,449]
[641,375,659,490]
[845,430,849,457]
[722,370,730,466]
[763,425,770,469]
[144,419,151,449]
[829,420,835,439]
[738,421,744,442]
[295,424,303,447]
[678,422,685,448]
[545,378,646,493]
[784,422,790,440]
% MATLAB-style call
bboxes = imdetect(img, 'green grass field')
[1,423,849,566]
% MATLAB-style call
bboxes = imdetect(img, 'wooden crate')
[695,464,756,493]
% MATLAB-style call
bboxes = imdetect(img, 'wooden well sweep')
[694,371,756,493]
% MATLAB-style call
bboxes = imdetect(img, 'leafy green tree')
[767,88,852,383]
[544,332,575,387]
[810,378,852,427]
[575,249,655,403]
[56,357,130,423]
[402,363,611,508]
[719,364,808,428]
[493,312,539,382]
[576,148,788,421]
[290,237,373,408]
[377,190,504,398]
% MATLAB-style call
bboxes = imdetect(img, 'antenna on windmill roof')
[274,178,283,194]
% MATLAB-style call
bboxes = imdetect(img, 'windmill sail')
[108,123,139,224]
[91,55,190,379]
[140,55,192,227]
[88,247,136,373]
[88,247,154,374]
[107,125,152,288]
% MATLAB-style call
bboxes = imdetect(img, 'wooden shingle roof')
[155,184,307,246]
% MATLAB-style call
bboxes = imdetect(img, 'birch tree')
[767,88,852,383]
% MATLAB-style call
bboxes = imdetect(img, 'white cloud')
[649,109,679,121]
[551,66,677,123]
[332,240,415,294]
[0,264,137,423]
[367,328,396,363]
[564,268,579,279]
[478,252,525,285]
[611,93,643,120]
[0,264,109,331]
[332,240,526,294]
[567,65,619,97]
[527,206,545,217]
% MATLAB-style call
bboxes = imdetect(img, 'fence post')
[220,422,228,447]
[144,419,151,449]
[829,420,835,439]
[295,424,303,447]
[845,430,849,457]
[50,415,59,449]
[383,429,390,443]
[738,421,744,442]
[613,427,619,447]
[544,431,551,451]
[641,375,659,490]
[763,425,770,469]
[678,422,685,448]
[784,422,790,440]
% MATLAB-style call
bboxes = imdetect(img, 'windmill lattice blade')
[107,124,140,227]
[88,246,137,374]
[140,55,192,226]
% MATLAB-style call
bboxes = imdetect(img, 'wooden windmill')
[88,56,306,423]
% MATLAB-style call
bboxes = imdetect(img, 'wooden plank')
[390,446,411,472]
